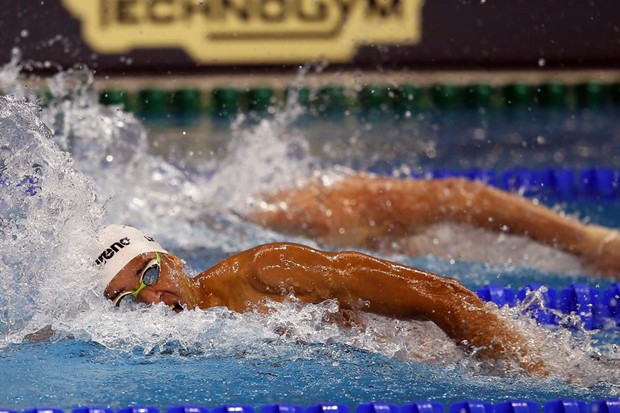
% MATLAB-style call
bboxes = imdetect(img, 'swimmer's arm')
[250,174,620,277]
[239,242,546,375]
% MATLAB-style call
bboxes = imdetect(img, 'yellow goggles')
[112,252,162,307]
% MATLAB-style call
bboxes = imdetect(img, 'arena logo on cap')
[61,0,425,64]
[95,236,131,267]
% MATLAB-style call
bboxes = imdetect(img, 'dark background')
[2,0,620,74]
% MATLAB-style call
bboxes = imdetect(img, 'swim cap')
[94,224,168,290]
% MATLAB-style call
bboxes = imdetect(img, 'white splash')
[0,60,617,390]
[0,94,104,338]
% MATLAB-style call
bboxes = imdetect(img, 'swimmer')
[97,224,547,376]
[248,174,620,278]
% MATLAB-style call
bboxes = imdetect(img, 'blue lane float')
[168,408,210,413]
[460,167,620,200]
[357,403,399,413]
[400,402,443,413]
[365,165,620,201]
[261,406,305,413]
[73,410,114,413]
[477,283,620,330]
[449,401,493,413]
[544,401,590,413]
[5,400,620,413]
[495,400,539,413]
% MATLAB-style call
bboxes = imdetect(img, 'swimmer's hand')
[582,225,620,279]
[455,305,549,377]
[435,296,549,377]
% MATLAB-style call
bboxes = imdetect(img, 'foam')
[0,61,617,389]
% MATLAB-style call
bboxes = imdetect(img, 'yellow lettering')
[116,0,139,24]
[188,0,221,20]
[260,0,286,22]
[339,0,356,16]
[149,0,175,23]
[222,0,249,21]
[99,0,111,27]
[367,0,401,17]
[198,0,220,20]
[298,0,328,22]
[62,0,426,64]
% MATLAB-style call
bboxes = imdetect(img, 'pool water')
[0,63,619,410]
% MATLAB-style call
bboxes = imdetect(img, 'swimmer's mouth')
[167,299,184,313]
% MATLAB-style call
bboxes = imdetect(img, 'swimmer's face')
[104,252,196,312]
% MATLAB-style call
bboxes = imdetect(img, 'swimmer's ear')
[24,325,54,342]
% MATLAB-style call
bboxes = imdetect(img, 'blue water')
[2,250,618,409]
[269,107,620,172]
[1,67,620,410]
[2,338,617,410]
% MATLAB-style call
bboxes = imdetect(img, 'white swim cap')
[94,224,168,291]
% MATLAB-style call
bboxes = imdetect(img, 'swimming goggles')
[112,252,162,307]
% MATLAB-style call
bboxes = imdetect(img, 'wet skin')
[250,175,620,278]
[104,242,547,376]
[100,173,620,376]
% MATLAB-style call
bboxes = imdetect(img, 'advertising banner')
[1,1,619,72]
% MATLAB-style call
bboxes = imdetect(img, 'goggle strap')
[132,282,147,298]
